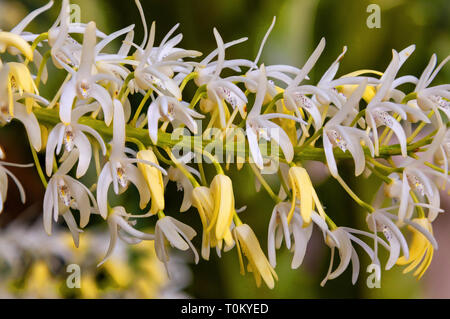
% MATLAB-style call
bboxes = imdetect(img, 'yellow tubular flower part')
[233,224,278,289]
[192,186,233,259]
[0,32,34,61]
[288,166,313,224]
[397,218,434,279]
[137,149,165,215]
[208,174,235,242]
[7,62,39,114]
[287,166,328,224]
[337,69,383,103]
[273,87,298,146]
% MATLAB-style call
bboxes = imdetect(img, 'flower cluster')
[0,0,448,288]
[0,218,191,298]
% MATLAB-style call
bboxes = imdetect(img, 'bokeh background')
[0,0,449,298]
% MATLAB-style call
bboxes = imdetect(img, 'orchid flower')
[283,38,328,130]
[132,20,200,99]
[323,79,374,177]
[43,149,98,237]
[246,65,304,169]
[365,46,430,157]
[147,95,204,144]
[198,28,255,127]
[48,0,107,72]
[0,147,33,213]
[267,202,336,269]
[413,53,450,127]
[321,227,383,286]
[155,215,199,276]
[46,103,107,178]
[234,223,278,289]
[97,99,166,218]
[98,206,155,266]
[59,21,115,125]
[165,166,196,213]
[388,128,446,222]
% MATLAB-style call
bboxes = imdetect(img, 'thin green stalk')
[130,89,152,126]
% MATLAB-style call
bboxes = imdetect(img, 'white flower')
[413,53,450,127]
[323,79,374,177]
[267,202,336,269]
[59,21,114,125]
[147,95,204,144]
[45,103,107,178]
[132,21,200,98]
[96,99,166,218]
[155,215,199,276]
[365,47,430,157]
[246,65,304,168]
[367,209,409,270]
[98,206,155,266]
[48,0,107,71]
[387,128,446,222]
[198,28,255,127]
[165,164,201,212]
[0,64,43,151]
[0,148,32,213]
[283,38,327,129]
[43,149,97,237]
[321,227,381,286]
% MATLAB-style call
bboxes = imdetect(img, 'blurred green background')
[0,0,449,298]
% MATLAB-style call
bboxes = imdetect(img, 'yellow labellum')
[288,166,313,224]
[7,62,39,114]
[137,149,165,215]
[0,32,34,61]
[208,174,235,241]
[233,224,278,289]
[397,218,434,279]
[337,84,376,104]
[192,186,234,258]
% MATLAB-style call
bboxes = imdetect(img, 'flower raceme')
[0,0,448,289]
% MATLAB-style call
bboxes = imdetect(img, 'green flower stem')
[334,175,374,213]
[198,161,207,186]
[32,107,434,165]
[164,147,200,188]
[130,89,152,127]
[350,109,366,127]
[24,32,48,66]
[249,163,282,203]
[118,72,135,100]
[179,72,198,93]
[29,142,47,188]
[261,92,283,115]
[35,50,51,87]
[189,85,207,109]
[407,110,435,144]
[410,191,425,218]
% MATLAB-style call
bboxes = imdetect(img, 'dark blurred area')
[0,0,448,298]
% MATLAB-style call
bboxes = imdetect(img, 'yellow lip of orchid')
[137,149,165,215]
[337,69,383,103]
[397,218,434,279]
[192,186,234,259]
[208,174,235,241]
[7,62,39,114]
[0,32,34,61]
[288,166,313,224]
[287,165,328,225]
[233,223,278,289]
